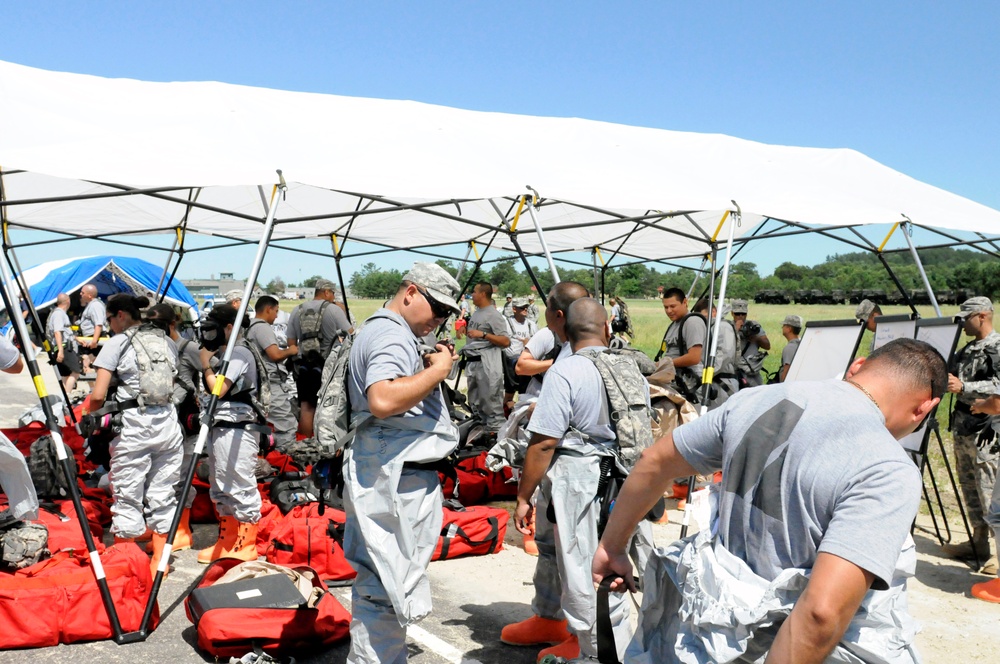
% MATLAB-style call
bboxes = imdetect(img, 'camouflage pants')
[953,431,999,528]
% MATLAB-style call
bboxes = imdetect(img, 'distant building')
[183,273,262,305]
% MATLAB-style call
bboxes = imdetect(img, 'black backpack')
[28,435,77,500]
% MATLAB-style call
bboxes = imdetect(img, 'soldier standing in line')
[730,298,770,388]
[462,282,511,440]
[503,293,515,318]
[526,294,540,324]
[779,314,804,382]
[942,297,1000,563]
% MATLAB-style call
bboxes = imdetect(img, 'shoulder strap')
[676,312,705,356]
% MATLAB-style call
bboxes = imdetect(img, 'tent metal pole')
[154,233,179,298]
[592,248,600,300]
[876,253,918,316]
[331,233,351,321]
[524,188,560,285]
[138,172,287,639]
[681,207,737,538]
[504,196,550,303]
[0,174,78,421]
[0,231,128,639]
[600,265,607,305]
[901,219,942,316]
[455,242,474,284]
[157,228,187,305]
[687,255,709,299]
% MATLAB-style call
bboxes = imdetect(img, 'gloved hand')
[976,426,998,452]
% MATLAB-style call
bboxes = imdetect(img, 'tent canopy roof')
[1,59,998,266]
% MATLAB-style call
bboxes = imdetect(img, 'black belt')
[463,355,482,363]
[403,459,453,473]
[213,421,272,436]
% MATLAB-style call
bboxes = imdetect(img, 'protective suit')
[344,305,460,664]
[626,528,919,664]
[463,306,507,433]
[203,345,261,523]
[0,435,38,520]
[94,332,183,538]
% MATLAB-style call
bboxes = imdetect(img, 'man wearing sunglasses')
[462,282,511,440]
[344,262,462,664]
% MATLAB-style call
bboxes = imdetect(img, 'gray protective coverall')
[0,434,38,520]
[94,333,184,537]
[463,305,507,433]
[344,309,459,664]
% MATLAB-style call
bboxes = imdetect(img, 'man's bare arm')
[516,348,553,376]
[366,345,454,419]
[764,552,874,664]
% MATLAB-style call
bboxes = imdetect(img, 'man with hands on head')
[343,262,462,664]
[594,338,945,664]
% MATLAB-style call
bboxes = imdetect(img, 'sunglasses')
[416,286,452,319]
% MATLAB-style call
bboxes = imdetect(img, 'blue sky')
[2,2,998,285]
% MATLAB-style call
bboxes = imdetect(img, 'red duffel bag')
[0,542,158,649]
[184,558,350,658]
[264,503,356,584]
[432,501,509,561]
[36,500,106,552]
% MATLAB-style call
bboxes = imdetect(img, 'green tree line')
[338,247,997,300]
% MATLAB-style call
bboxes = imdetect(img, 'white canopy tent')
[1,58,999,280]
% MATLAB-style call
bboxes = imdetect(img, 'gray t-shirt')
[504,316,536,360]
[781,338,801,369]
[0,336,19,371]
[714,319,738,376]
[348,308,450,427]
[523,327,572,397]
[46,307,76,350]
[287,299,352,359]
[673,379,921,590]
[78,298,106,336]
[464,305,508,356]
[664,314,706,375]
[94,329,179,405]
[246,318,284,382]
[528,344,622,455]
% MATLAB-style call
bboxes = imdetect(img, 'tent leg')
[454,242,474,284]
[509,234,548,305]
[876,252,918,316]
[592,250,600,300]
[0,238,127,640]
[680,205,738,539]
[524,191,560,285]
[157,247,186,305]
[153,233,179,299]
[137,173,288,639]
[1,236,78,422]
[686,256,708,300]
[902,220,942,316]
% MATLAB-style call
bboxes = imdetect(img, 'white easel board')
[784,319,865,383]
[872,314,917,351]
[899,317,962,453]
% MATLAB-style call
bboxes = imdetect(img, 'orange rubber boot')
[971,578,1000,603]
[197,516,236,564]
[523,510,539,556]
[501,615,571,646]
[537,634,580,663]
[220,520,259,561]
[147,508,193,553]
[149,532,169,579]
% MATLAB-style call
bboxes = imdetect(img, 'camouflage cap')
[403,262,462,314]
[224,289,243,304]
[313,278,338,294]
[855,299,878,321]
[512,297,529,308]
[528,294,536,300]
[506,293,513,299]
[730,299,748,314]
[782,314,804,328]
[957,296,993,318]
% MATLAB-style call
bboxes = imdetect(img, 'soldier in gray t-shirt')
[595,339,947,663]
[77,283,106,372]
[246,296,300,451]
[659,289,706,404]
[462,283,510,434]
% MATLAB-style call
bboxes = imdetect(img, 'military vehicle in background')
[752,287,976,307]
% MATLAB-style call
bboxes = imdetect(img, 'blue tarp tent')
[11,255,197,315]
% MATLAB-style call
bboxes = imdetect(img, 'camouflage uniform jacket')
[953,331,1000,405]
[951,330,1000,436]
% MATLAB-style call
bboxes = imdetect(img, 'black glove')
[976,426,998,451]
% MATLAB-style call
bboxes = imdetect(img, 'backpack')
[577,348,655,471]
[297,300,332,365]
[269,471,339,515]
[314,313,396,457]
[0,516,49,569]
[28,435,77,500]
[121,324,176,408]
[655,313,708,404]
[238,338,272,421]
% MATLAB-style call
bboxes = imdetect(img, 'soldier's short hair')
[862,338,948,400]
[661,287,686,302]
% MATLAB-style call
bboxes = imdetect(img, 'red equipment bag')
[0,542,158,649]
[184,558,350,658]
[36,500,105,552]
[264,503,356,584]
[432,501,509,561]
[439,451,518,506]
